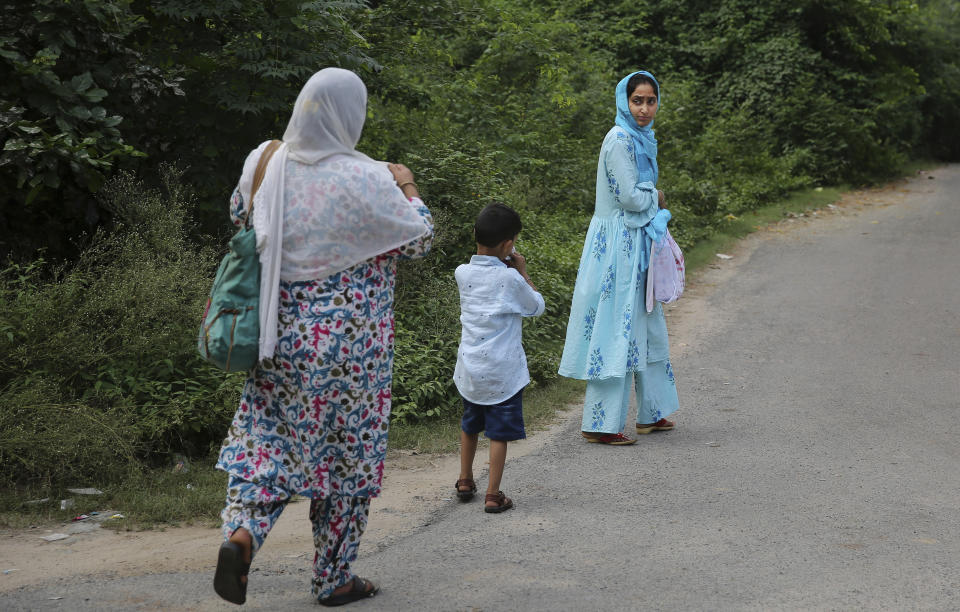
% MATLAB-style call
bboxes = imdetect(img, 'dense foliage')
[0,169,242,484]
[2,0,959,486]
[0,0,373,261]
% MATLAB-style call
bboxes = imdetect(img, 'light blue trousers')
[581,360,679,434]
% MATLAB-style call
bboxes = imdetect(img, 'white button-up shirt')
[453,255,545,405]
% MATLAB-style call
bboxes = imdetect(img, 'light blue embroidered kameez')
[558,71,679,434]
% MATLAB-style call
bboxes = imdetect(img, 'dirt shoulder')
[0,173,927,594]
[0,417,582,594]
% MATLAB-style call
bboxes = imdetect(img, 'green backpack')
[198,140,282,371]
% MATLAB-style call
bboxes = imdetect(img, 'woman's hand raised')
[657,189,666,209]
[389,163,419,199]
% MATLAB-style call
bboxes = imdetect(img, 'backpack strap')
[245,139,283,227]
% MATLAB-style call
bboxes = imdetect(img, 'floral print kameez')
[217,168,432,598]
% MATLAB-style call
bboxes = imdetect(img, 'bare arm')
[388,163,420,199]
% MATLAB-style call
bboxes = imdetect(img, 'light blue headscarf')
[615,70,660,185]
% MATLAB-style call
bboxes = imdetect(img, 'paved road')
[3,166,958,610]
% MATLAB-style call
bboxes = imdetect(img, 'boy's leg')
[310,495,373,601]
[483,389,523,510]
[458,395,485,494]
[636,359,679,426]
[486,439,508,502]
[459,430,480,483]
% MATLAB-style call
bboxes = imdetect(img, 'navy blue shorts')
[460,389,526,442]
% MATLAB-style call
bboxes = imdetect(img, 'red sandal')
[584,432,636,445]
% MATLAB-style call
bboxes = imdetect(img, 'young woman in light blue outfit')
[558,70,679,445]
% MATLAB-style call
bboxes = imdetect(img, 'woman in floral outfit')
[213,68,433,606]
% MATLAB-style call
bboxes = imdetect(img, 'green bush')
[0,167,241,486]
[0,0,374,261]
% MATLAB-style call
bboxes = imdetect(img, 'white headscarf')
[237,68,430,362]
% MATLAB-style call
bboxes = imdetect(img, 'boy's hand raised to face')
[505,250,526,274]
[507,251,538,291]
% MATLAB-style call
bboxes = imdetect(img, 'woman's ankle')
[229,527,252,562]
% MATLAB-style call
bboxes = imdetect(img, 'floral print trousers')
[221,474,370,600]
[581,359,679,433]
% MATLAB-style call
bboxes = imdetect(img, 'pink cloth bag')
[645,228,685,313]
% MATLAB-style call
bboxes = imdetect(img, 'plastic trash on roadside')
[40,533,70,542]
[172,454,190,474]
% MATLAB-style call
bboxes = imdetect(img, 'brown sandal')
[484,491,513,514]
[455,478,477,501]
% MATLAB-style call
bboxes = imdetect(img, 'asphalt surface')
[3,165,958,611]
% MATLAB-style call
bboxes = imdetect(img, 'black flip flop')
[318,576,379,607]
[214,540,250,605]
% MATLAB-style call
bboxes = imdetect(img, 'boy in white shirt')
[453,203,545,513]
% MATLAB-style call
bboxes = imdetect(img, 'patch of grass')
[523,377,586,432]
[0,379,589,528]
[0,459,226,530]
[388,414,464,455]
[900,158,940,176]
[389,377,586,454]
[105,460,227,528]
